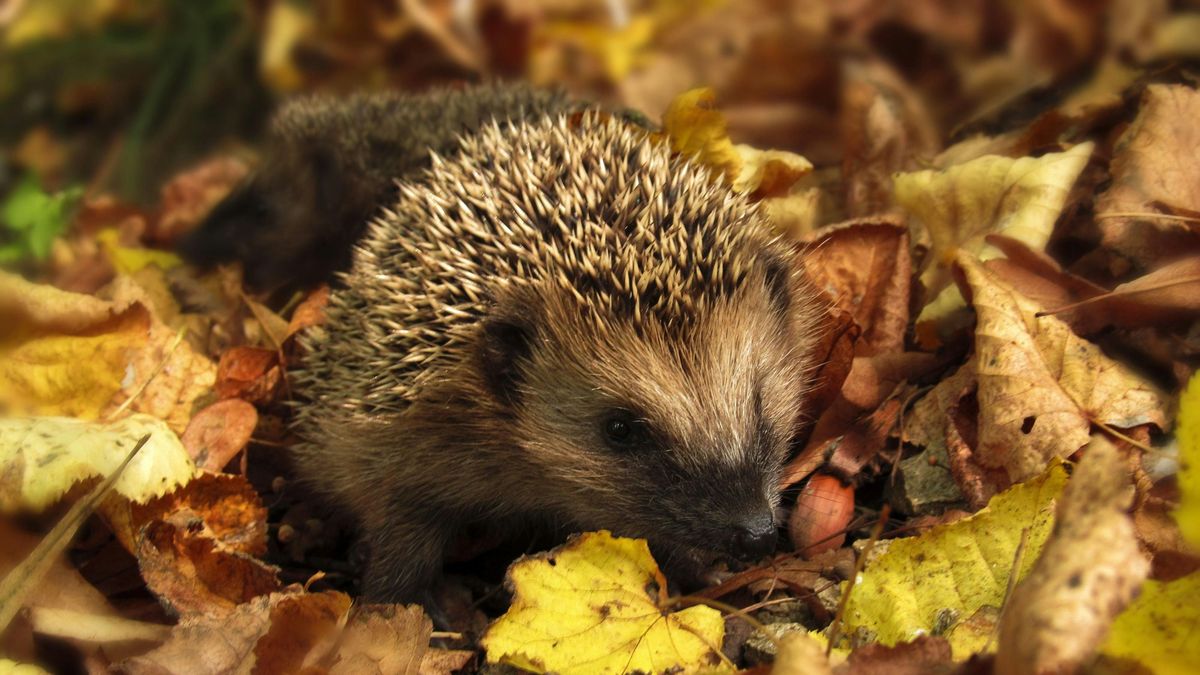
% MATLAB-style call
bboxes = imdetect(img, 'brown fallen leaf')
[117,472,269,557]
[839,60,939,219]
[996,437,1149,675]
[215,346,283,404]
[797,304,861,429]
[784,352,939,489]
[330,604,473,675]
[115,590,325,674]
[1038,254,1200,327]
[906,254,1167,494]
[254,591,352,673]
[799,218,912,356]
[136,518,281,618]
[181,399,259,472]
[982,234,1107,334]
[286,285,330,342]
[116,473,276,617]
[153,156,249,245]
[834,636,953,675]
[1095,84,1200,268]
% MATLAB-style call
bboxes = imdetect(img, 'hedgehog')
[178,83,573,291]
[287,102,823,603]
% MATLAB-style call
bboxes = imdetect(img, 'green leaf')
[0,174,81,263]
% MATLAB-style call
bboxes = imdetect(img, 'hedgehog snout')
[727,510,778,561]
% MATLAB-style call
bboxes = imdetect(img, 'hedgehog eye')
[602,410,642,449]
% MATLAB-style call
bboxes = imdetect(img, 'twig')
[825,504,890,655]
[1094,211,1200,224]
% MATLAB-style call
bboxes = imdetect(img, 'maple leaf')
[906,254,1167,496]
[482,531,729,674]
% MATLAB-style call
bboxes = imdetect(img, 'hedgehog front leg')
[360,504,455,605]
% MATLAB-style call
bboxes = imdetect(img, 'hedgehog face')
[485,260,814,563]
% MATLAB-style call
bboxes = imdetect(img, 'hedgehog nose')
[730,512,777,561]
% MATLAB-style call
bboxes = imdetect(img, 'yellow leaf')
[482,531,729,674]
[1102,572,1200,674]
[0,659,51,675]
[662,88,742,185]
[661,88,811,203]
[0,273,149,420]
[260,1,314,93]
[732,145,813,199]
[842,464,1068,652]
[0,414,196,513]
[97,229,183,275]
[995,438,1147,674]
[894,142,1093,325]
[1176,372,1200,550]
[0,273,215,432]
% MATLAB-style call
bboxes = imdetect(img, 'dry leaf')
[799,219,911,356]
[661,87,812,198]
[906,255,1167,492]
[1038,255,1200,328]
[996,437,1149,674]
[136,517,281,618]
[215,346,282,404]
[0,272,149,420]
[0,415,194,513]
[328,604,448,675]
[1096,84,1200,267]
[117,591,350,674]
[840,61,939,218]
[181,399,258,473]
[894,142,1093,324]
[836,636,953,675]
[109,472,269,557]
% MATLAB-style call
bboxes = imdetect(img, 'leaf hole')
[1021,416,1036,434]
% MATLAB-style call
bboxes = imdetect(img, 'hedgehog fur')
[178,82,573,291]
[291,109,822,603]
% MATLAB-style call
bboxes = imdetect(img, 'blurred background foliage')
[1,0,1199,254]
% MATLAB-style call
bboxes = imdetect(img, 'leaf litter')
[1,2,1199,674]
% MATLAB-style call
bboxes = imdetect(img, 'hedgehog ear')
[479,315,535,405]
